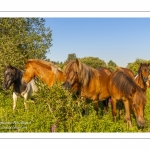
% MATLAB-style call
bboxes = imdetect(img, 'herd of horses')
[2,58,150,128]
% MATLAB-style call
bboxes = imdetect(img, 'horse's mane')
[4,65,23,83]
[65,60,100,86]
[5,65,23,75]
[111,67,143,99]
[27,59,62,72]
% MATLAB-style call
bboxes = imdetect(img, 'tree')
[107,60,117,72]
[79,56,107,68]
[66,53,77,61]
[0,18,52,82]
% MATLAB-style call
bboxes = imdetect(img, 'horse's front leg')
[117,100,124,119]
[23,93,29,111]
[93,100,99,115]
[13,92,18,111]
[111,97,117,122]
[102,98,109,114]
[122,99,132,128]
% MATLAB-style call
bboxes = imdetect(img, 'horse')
[134,63,150,94]
[2,65,38,111]
[118,64,149,116]
[21,59,65,87]
[107,67,147,128]
[63,59,110,114]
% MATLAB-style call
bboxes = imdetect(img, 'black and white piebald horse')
[2,65,38,111]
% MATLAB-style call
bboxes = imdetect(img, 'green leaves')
[0,18,52,83]
[79,56,107,69]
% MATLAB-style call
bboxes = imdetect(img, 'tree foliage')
[0,18,52,82]
[79,56,107,69]
[66,53,77,61]
[107,60,117,72]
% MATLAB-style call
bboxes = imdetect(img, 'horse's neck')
[13,71,27,94]
[33,65,63,86]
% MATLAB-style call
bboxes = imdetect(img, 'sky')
[45,18,150,67]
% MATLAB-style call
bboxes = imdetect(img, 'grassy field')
[0,83,150,132]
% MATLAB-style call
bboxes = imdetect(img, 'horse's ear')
[75,59,79,67]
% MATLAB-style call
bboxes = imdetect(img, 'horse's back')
[97,67,112,76]
[121,67,134,79]
[107,67,135,100]
[95,68,110,100]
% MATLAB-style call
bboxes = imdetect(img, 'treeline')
[52,53,150,75]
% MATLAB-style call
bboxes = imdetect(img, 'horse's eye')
[74,71,77,74]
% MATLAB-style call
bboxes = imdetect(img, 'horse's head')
[139,63,150,82]
[22,60,35,85]
[2,65,17,90]
[130,88,147,127]
[63,59,80,90]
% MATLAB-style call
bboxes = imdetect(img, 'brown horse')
[63,59,110,113]
[107,67,147,128]
[118,64,149,116]
[134,63,150,93]
[22,59,65,87]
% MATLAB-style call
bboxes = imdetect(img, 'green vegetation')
[0,83,150,132]
[0,18,52,82]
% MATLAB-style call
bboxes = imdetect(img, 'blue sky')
[45,18,150,67]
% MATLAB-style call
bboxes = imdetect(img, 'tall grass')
[0,83,150,132]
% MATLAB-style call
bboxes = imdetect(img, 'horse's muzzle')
[143,76,148,82]
[62,82,72,90]
[137,118,145,128]
[2,83,8,90]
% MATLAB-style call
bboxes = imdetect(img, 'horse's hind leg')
[117,100,124,119]
[13,92,18,111]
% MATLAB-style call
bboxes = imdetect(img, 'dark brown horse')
[119,64,149,114]
[63,59,110,113]
[22,59,65,87]
[107,67,147,128]
[134,63,150,93]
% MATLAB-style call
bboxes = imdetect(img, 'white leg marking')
[13,92,18,110]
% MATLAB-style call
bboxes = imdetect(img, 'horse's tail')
[30,79,38,93]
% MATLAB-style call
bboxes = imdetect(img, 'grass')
[0,84,150,132]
